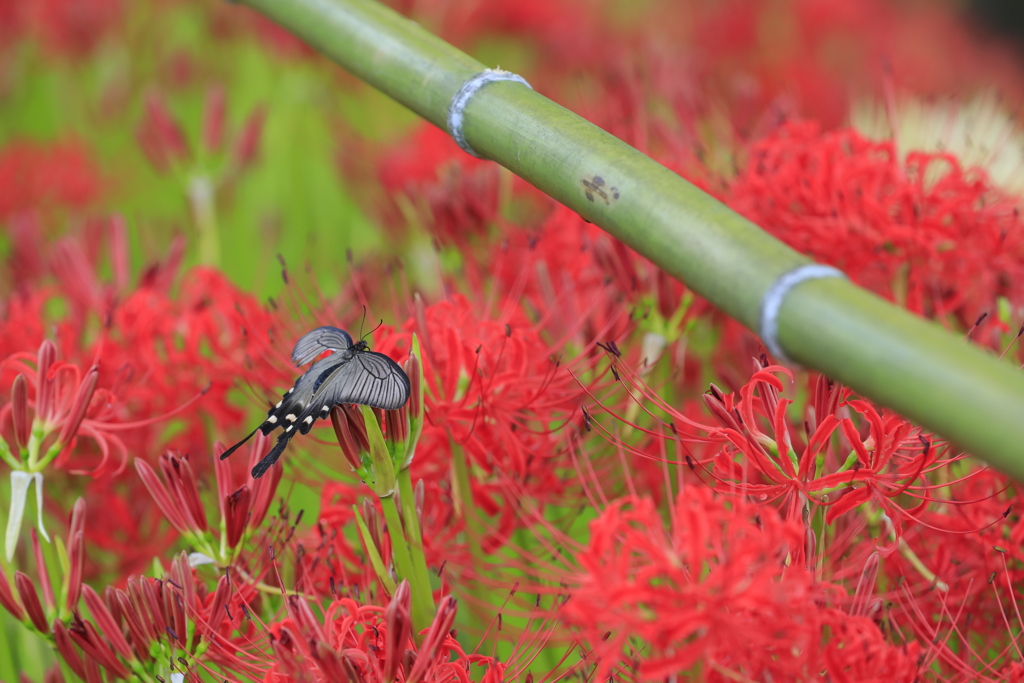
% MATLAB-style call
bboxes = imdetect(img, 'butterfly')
[221,326,411,479]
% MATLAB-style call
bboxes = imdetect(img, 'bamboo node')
[760,264,847,364]
[447,68,532,158]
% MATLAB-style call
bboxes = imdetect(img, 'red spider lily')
[684,0,1024,131]
[562,486,924,682]
[596,357,971,541]
[405,294,583,479]
[0,225,270,465]
[137,89,266,179]
[861,467,1024,680]
[562,486,825,681]
[50,551,264,681]
[0,339,206,477]
[0,138,103,221]
[729,121,1024,330]
[487,206,634,349]
[375,122,501,244]
[21,0,122,57]
[265,579,554,683]
[265,581,460,683]
[371,294,598,553]
[817,608,924,683]
[136,436,283,566]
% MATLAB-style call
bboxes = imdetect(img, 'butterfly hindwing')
[251,430,293,479]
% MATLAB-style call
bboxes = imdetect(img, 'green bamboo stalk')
[236,0,1024,481]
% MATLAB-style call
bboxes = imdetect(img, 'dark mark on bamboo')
[581,174,619,205]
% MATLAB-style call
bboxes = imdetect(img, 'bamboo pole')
[236,0,1024,481]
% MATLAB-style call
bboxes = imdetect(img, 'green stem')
[448,435,484,566]
[397,469,434,615]
[0,441,19,469]
[188,175,220,267]
[379,494,433,632]
[235,0,1024,482]
[447,433,493,632]
[32,443,64,473]
[25,426,44,470]
[353,505,397,595]
[864,505,948,591]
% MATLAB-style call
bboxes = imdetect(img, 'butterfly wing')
[308,350,410,414]
[291,326,353,366]
[251,430,292,479]
[220,355,338,461]
[224,332,407,478]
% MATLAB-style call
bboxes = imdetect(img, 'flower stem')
[188,175,220,267]
[379,494,433,634]
[397,469,435,616]
[448,434,484,565]
[865,505,948,592]
[352,505,397,595]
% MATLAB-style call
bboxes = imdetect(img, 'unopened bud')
[224,486,251,549]
[57,365,98,447]
[331,406,364,471]
[36,340,57,422]
[231,106,266,172]
[202,86,226,153]
[384,581,412,682]
[144,92,190,164]
[0,563,24,621]
[703,385,742,433]
[385,407,408,446]
[341,404,370,453]
[10,374,29,454]
[15,572,48,631]
[361,499,382,556]
[404,353,422,421]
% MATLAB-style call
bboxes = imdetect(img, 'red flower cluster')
[563,487,923,682]
[0,139,103,222]
[729,121,1024,327]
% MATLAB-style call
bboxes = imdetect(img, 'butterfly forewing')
[291,326,354,366]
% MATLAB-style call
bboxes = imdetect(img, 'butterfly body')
[222,326,410,478]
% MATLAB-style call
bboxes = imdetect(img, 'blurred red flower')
[0,139,103,221]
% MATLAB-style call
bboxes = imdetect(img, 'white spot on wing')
[303,416,313,425]
[285,414,297,422]
[267,415,278,424]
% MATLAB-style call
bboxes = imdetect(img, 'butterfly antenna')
[358,305,367,339]
[362,318,384,343]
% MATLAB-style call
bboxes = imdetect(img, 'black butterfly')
[221,326,411,478]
